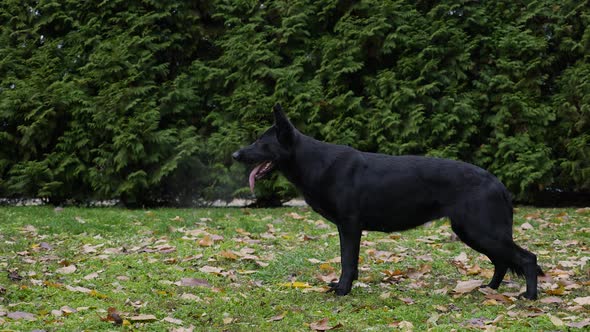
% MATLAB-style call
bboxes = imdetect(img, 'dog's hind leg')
[450,213,540,300]
[509,244,540,300]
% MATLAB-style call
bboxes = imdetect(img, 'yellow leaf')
[319,263,335,271]
[280,282,312,289]
[89,290,108,299]
[545,285,565,296]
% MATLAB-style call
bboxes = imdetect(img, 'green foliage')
[0,0,588,205]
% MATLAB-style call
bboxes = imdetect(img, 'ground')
[0,206,588,331]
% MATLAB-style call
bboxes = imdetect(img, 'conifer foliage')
[0,0,588,205]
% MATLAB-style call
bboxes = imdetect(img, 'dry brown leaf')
[454,252,469,263]
[129,314,157,322]
[199,266,223,275]
[286,212,305,220]
[540,296,563,304]
[484,293,513,304]
[388,320,414,330]
[56,265,77,274]
[267,313,285,322]
[453,279,483,294]
[103,309,125,326]
[178,278,211,288]
[219,250,239,260]
[316,272,339,283]
[567,319,590,328]
[309,318,342,331]
[548,314,564,327]
[545,285,566,296]
[8,270,23,281]
[573,296,590,305]
[198,235,213,247]
[60,306,77,315]
[83,271,102,280]
[7,311,35,321]
[163,316,183,325]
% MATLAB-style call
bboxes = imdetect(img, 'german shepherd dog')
[232,104,542,299]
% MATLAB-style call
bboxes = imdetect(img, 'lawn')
[0,206,588,331]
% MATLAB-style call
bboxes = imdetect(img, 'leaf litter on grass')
[0,207,588,330]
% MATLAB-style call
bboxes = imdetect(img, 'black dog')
[233,104,542,299]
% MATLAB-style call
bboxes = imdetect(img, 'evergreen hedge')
[1,0,588,206]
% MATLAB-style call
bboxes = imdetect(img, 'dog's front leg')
[328,223,361,296]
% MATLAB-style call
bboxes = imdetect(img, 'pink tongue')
[249,163,264,193]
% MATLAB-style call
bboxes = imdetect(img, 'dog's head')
[232,104,296,193]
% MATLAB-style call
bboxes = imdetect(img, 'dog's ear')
[273,103,295,146]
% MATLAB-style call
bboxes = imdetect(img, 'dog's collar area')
[249,161,275,193]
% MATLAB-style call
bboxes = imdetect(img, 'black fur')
[233,104,542,300]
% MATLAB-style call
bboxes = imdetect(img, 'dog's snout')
[232,151,241,161]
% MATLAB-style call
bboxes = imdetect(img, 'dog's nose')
[232,151,240,161]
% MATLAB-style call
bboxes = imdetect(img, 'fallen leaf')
[178,278,211,288]
[484,293,513,304]
[453,279,483,294]
[60,306,77,315]
[56,265,77,274]
[163,316,183,325]
[573,296,590,305]
[7,311,35,320]
[545,285,565,296]
[199,266,223,275]
[548,314,564,327]
[103,307,123,325]
[129,314,157,322]
[65,285,92,293]
[567,319,590,328]
[280,281,312,289]
[388,320,414,330]
[309,317,342,331]
[286,212,304,220]
[540,296,563,304]
[454,252,469,263]
[39,242,53,250]
[83,271,101,280]
[8,270,23,281]
[427,313,440,325]
[219,250,239,260]
[198,236,214,247]
[267,313,286,322]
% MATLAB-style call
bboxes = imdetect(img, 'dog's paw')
[327,282,351,296]
[518,291,537,300]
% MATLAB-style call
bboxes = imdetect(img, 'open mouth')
[249,161,275,193]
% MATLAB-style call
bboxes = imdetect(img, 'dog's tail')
[508,263,545,277]
[501,187,544,277]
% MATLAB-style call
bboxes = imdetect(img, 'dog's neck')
[278,134,353,192]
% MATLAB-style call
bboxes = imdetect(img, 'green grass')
[0,206,588,331]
